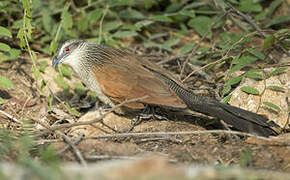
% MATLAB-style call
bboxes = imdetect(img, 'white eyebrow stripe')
[58,41,75,56]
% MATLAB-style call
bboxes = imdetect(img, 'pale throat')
[63,49,115,107]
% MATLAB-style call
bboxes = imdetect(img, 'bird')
[52,39,279,137]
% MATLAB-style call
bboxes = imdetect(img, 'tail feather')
[187,97,277,136]
[155,72,278,137]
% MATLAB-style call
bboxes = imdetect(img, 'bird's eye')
[65,47,70,52]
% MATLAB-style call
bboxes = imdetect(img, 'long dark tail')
[154,71,278,137]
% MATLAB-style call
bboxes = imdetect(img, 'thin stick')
[36,96,148,136]
[84,130,289,146]
[60,132,87,166]
[98,5,109,44]
[0,110,22,124]
[57,133,84,155]
[180,11,229,79]
[226,2,289,56]
[182,56,228,83]
[226,3,266,38]
[86,155,142,161]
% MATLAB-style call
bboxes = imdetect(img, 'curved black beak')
[52,57,60,68]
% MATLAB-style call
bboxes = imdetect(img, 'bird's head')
[52,39,86,68]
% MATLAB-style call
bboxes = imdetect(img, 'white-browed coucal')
[52,40,278,137]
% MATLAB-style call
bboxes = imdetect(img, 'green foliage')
[0,26,12,38]
[244,70,263,79]
[229,56,258,74]
[0,129,62,180]
[0,42,11,52]
[221,94,232,104]
[188,16,212,37]
[263,102,281,112]
[0,76,13,89]
[0,97,4,104]
[240,86,260,95]
[58,65,73,78]
[238,0,262,13]
[55,74,70,94]
[267,85,285,92]
[269,67,288,76]
[239,148,253,167]
[74,83,87,96]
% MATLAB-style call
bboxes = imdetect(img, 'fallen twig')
[180,10,230,80]
[57,133,85,155]
[60,132,87,166]
[36,96,148,136]
[226,2,266,37]
[86,155,142,161]
[84,130,290,146]
[31,111,87,166]
[0,110,22,124]
[226,2,289,56]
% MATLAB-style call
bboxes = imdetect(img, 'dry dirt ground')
[0,55,289,175]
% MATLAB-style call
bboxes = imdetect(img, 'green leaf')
[0,26,12,38]
[225,76,243,86]
[0,76,13,88]
[151,15,173,22]
[247,48,266,61]
[0,97,4,104]
[31,66,41,81]
[263,35,275,50]
[88,9,103,23]
[267,85,285,92]
[49,40,58,55]
[39,61,49,72]
[0,48,21,62]
[0,43,11,52]
[229,56,257,74]
[58,65,72,78]
[255,11,267,21]
[121,25,141,31]
[269,67,288,76]
[239,148,253,168]
[188,16,212,37]
[77,11,89,32]
[222,85,231,96]
[163,37,180,48]
[148,33,167,40]
[266,15,290,28]
[113,31,138,38]
[109,0,135,7]
[61,8,73,31]
[119,9,146,19]
[240,86,259,95]
[263,102,281,112]
[179,43,195,54]
[179,10,195,18]
[74,83,86,96]
[239,0,262,12]
[221,94,232,104]
[244,71,263,79]
[102,21,122,32]
[42,11,53,33]
[55,75,69,90]
[267,0,283,17]
[135,20,154,28]
[64,103,80,117]
[0,76,14,89]
[165,3,182,13]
